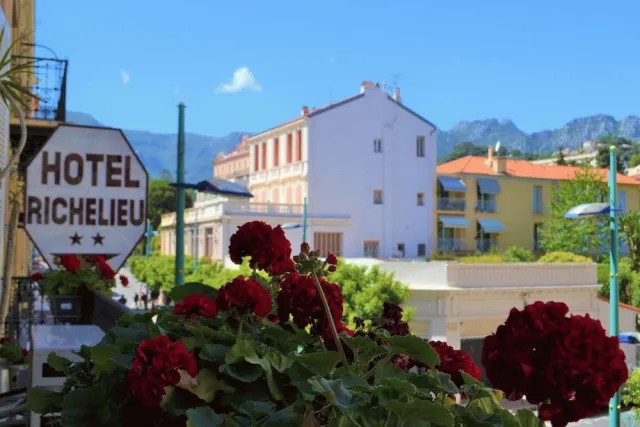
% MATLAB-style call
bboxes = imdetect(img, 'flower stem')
[310,272,349,367]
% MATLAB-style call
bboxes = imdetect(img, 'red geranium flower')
[277,273,344,329]
[30,272,43,282]
[96,261,115,280]
[326,252,338,266]
[60,255,82,274]
[119,275,129,287]
[21,348,28,357]
[173,293,218,319]
[0,337,11,344]
[483,301,628,427]
[228,221,293,276]
[428,340,482,387]
[128,336,198,407]
[217,276,272,317]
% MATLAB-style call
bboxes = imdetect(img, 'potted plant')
[26,221,628,427]
[31,255,118,324]
[0,337,27,393]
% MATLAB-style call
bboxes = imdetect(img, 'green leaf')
[47,353,72,372]
[188,368,235,402]
[428,370,460,395]
[461,371,484,387]
[245,353,283,401]
[264,348,293,373]
[200,343,230,363]
[186,406,225,427]
[374,378,418,405]
[295,351,342,375]
[257,405,305,427]
[27,387,63,414]
[109,326,150,343]
[219,363,263,383]
[374,362,408,385]
[385,335,440,368]
[514,409,545,427]
[235,400,276,419]
[386,399,455,427]
[308,377,368,410]
[225,338,258,364]
[171,282,218,303]
[336,371,371,391]
[340,335,377,352]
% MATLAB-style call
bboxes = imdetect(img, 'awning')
[438,176,467,192]
[477,218,505,233]
[439,216,469,229]
[477,178,501,194]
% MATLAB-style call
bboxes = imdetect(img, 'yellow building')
[435,147,640,253]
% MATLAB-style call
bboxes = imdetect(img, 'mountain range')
[67,111,640,180]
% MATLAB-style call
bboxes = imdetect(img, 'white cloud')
[215,66,262,93]
[120,70,130,85]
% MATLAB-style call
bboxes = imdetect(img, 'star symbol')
[92,233,105,246]
[69,232,82,245]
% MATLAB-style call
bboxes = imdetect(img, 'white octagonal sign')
[25,124,149,271]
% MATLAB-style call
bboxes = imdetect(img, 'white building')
[161,81,438,261]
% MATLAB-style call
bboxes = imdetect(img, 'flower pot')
[49,295,83,324]
[0,363,27,393]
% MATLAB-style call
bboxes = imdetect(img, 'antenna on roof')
[495,140,501,154]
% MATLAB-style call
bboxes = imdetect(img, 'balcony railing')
[437,237,467,252]
[250,161,308,185]
[437,197,466,211]
[476,239,498,252]
[475,199,497,213]
[14,55,68,121]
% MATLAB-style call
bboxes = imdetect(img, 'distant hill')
[66,111,248,181]
[437,114,640,159]
[68,111,640,175]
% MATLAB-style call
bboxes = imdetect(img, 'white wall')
[307,87,437,258]
[597,299,638,334]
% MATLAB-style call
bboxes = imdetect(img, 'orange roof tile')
[437,156,640,186]
[597,296,640,314]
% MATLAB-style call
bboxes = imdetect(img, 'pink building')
[213,136,250,180]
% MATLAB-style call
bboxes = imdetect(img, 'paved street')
[112,267,151,310]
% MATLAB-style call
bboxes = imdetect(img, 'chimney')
[493,157,507,174]
[487,146,494,161]
[392,87,401,103]
[301,106,309,116]
[360,81,375,93]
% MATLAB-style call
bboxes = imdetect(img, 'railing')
[475,199,497,213]
[14,56,68,121]
[437,238,466,252]
[3,277,36,347]
[249,162,308,185]
[161,202,307,226]
[92,292,132,332]
[476,239,498,252]
[437,198,466,211]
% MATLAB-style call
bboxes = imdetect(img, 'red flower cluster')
[483,301,628,427]
[429,340,482,387]
[217,276,272,317]
[325,252,338,273]
[228,221,294,275]
[377,302,410,337]
[31,272,43,282]
[60,255,82,273]
[21,348,28,357]
[277,272,350,342]
[119,275,129,287]
[0,337,11,344]
[128,336,198,407]
[173,293,219,319]
[96,261,115,280]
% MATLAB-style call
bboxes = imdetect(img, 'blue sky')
[37,0,640,136]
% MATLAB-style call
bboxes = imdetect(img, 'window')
[416,136,425,157]
[397,243,405,257]
[261,143,267,170]
[417,192,425,206]
[314,232,343,256]
[364,241,379,258]
[253,145,259,172]
[373,138,383,153]
[534,223,543,252]
[273,137,280,167]
[373,189,383,204]
[296,130,303,162]
[533,185,543,213]
[417,243,426,257]
[286,133,293,163]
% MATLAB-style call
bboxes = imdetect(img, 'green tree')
[442,141,487,162]
[629,154,640,168]
[148,178,194,229]
[539,166,608,256]
[595,135,634,171]
[496,145,508,157]
[620,211,640,272]
[555,149,568,166]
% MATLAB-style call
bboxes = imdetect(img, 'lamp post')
[193,208,199,271]
[564,145,620,427]
[281,197,309,241]
[175,103,186,287]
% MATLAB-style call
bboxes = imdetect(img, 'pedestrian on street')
[133,293,139,309]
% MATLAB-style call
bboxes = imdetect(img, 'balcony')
[476,239,498,252]
[161,202,306,227]
[437,237,467,252]
[249,161,308,185]
[437,197,466,211]
[475,199,497,213]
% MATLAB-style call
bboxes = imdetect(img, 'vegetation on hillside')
[441,141,551,163]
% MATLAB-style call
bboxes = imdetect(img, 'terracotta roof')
[437,156,640,186]
[597,296,640,314]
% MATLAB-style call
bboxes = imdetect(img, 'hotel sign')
[24,124,149,271]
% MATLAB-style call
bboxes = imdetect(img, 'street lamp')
[22,42,58,59]
[280,198,308,241]
[564,146,620,427]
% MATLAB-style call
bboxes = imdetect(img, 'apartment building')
[161,81,438,261]
[213,136,250,180]
[436,147,640,253]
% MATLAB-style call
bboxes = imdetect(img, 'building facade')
[161,81,439,261]
[213,136,250,180]
[435,147,640,253]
